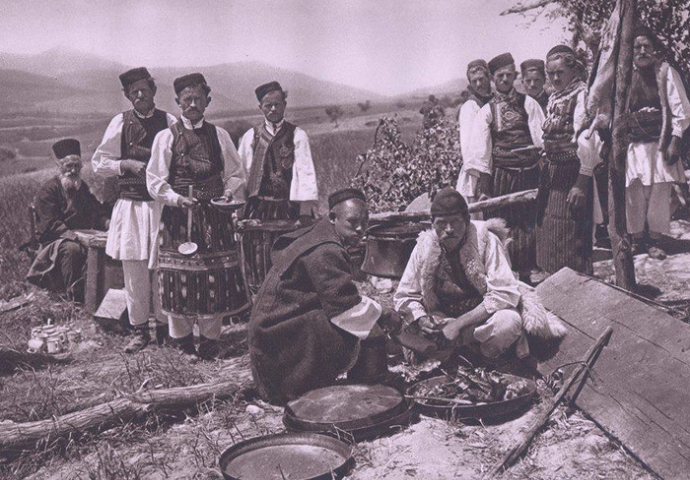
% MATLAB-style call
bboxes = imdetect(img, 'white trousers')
[168,316,222,340]
[455,308,529,359]
[121,260,165,327]
[625,180,673,236]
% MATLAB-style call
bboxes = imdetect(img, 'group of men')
[457,27,690,279]
[27,26,690,403]
[28,69,318,357]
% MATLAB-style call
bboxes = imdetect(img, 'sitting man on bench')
[27,139,109,302]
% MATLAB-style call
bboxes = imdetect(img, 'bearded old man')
[147,73,247,359]
[456,59,494,211]
[249,189,401,404]
[624,27,690,259]
[92,67,176,353]
[27,139,109,301]
[466,53,545,281]
[394,188,566,361]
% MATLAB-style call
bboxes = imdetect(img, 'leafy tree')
[325,105,344,127]
[357,100,372,112]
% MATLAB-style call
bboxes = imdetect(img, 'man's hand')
[418,315,450,335]
[176,195,197,209]
[567,175,591,212]
[121,160,146,177]
[222,189,233,201]
[378,308,403,335]
[665,136,681,166]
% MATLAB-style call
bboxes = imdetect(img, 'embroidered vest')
[246,122,297,200]
[534,91,550,113]
[118,109,169,201]
[543,81,586,161]
[489,91,535,168]
[169,121,224,199]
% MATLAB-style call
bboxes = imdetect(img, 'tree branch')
[500,0,555,15]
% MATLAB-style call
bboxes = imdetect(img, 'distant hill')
[0,48,385,116]
[400,78,469,99]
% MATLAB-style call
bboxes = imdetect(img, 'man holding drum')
[147,73,247,360]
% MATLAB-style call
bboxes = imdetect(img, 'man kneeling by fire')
[394,188,566,362]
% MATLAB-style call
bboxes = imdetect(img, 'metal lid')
[283,384,414,441]
[219,432,354,480]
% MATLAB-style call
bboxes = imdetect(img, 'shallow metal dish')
[219,432,354,480]
[407,374,537,420]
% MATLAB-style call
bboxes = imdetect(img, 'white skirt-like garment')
[106,198,161,261]
[626,141,686,187]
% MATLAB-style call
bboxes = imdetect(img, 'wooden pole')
[608,0,637,290]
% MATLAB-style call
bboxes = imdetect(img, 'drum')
[238,219,301,292]
[158,200,250,318]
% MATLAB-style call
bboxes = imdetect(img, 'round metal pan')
[283,384,416,442]
[219,432,354,480]
[408,374,537,420]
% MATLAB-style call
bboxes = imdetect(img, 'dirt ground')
[5,220,690,479]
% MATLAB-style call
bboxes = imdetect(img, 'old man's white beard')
[60,175,82,193]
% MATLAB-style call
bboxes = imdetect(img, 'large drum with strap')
[158,197,250,319]
[238,219,301,293]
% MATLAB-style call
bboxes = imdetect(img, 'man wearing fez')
[623,27,690,259]
[249,189,401,404]
[394,188,565,362]
[521,59,549,112]
[92,67,176,353]
[238,81,318,223]
[456,59,494,212]
[537,45,601,275]
[27,139,109,301]
[466,52,545,281]
[147,73,246,359]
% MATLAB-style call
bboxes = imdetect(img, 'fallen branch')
[0,379,241,452]
[491,326,613,476]
[0,347,70,376]
[500,0,554,15]
[369,188,538,223]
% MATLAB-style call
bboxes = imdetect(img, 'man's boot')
[647,237,667,260]
[124,324,150,354]
[197,336,221,361]
[155,323,169,346]
[169,334,197,359]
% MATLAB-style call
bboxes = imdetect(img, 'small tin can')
[46,335,64,354]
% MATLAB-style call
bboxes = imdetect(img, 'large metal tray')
[283,384,416,441]
[219,432,354,480]
[408,374,537,420]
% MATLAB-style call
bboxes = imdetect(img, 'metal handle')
[187,185,193,242]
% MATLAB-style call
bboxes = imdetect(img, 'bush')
[357,100,372,112]
[350,107,460,213]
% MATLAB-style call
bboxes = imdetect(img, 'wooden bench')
[73,229,124,314]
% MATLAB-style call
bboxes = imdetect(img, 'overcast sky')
[1,0,570,95]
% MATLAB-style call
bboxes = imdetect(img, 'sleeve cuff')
[330,295,382,340]
[578,166,594,177]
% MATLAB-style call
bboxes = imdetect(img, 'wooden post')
[608,0,637,290]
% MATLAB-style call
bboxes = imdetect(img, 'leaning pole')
[608,0,637,290]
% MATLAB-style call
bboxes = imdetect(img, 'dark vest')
[534,90,550,113]
[489,91,535,168]
[246,122,297,200]
[628,69,663,142]
[118,109,169,201]
[168,121,224,200]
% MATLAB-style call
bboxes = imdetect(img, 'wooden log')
[0,379,241,452]
[608,0,637,290]
[369,188,538,223]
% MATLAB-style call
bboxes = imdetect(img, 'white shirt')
[456,99,483,197]
[394,227,520,321]
[238,118,319,214]
[465,93,545,179]
[91,110,177,177]
[147,115,247,207]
